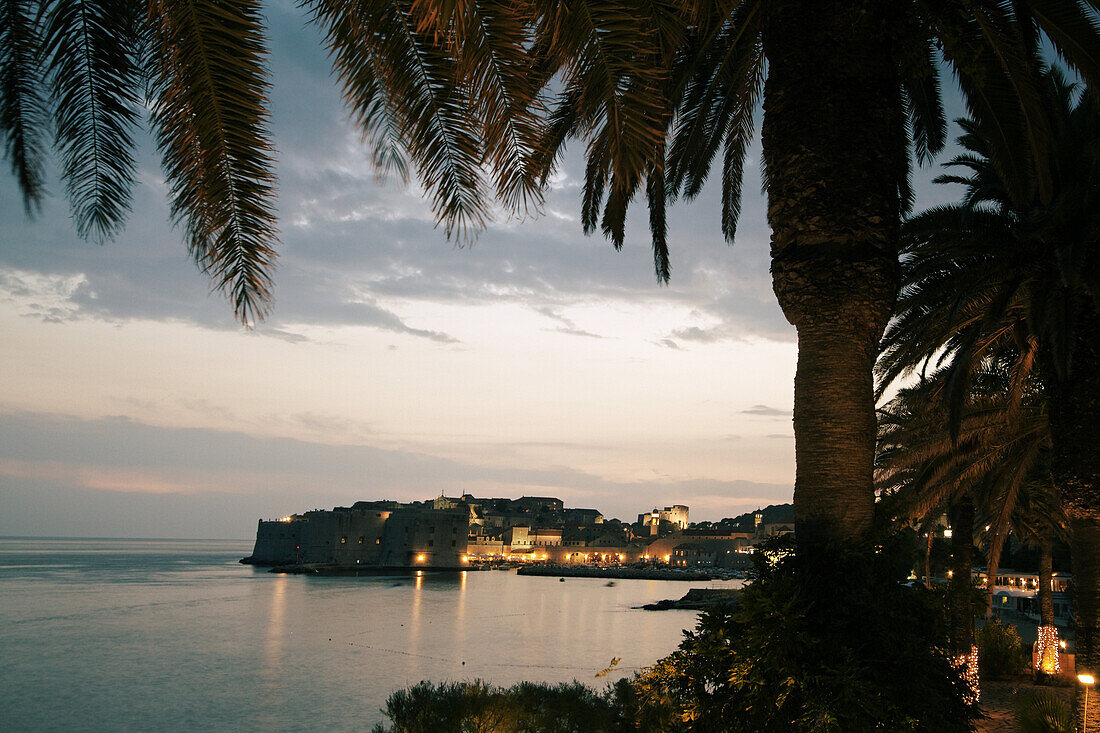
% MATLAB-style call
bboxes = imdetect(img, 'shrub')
[627,537,979,732]
[1014,689,1073,733]
[975,619,1027,678]
[371,680,626,733]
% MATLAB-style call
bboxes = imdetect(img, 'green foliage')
[1014,689,1074,733]
[629,538,979,732]
[370,680,630,733]
[975,619,1027,678]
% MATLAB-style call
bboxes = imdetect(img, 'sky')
[0,1,965,539]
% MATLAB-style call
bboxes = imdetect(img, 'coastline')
[517,564,728,581]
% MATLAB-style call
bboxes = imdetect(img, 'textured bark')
[1046,303,1100,732]
[1035,523,1060,676]
[950,498,975,655]
[761,0,902,551]
[984,526,1007,620]
[1039,523,1055,629]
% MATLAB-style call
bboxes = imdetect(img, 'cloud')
[741,404,791,417]
[669,325,728,343]
[535,307,606,339]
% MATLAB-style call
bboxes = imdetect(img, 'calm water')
[0,538,737,731]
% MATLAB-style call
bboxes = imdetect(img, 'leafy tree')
[877,69,1100,729]
[876,365,1055,652]
[629,538,979,731]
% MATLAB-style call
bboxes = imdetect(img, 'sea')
[0,537,741,732]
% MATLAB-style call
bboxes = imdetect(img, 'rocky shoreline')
[640,588,742,611]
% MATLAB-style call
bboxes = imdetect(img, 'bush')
[1014,689,1073,733]
[370,680,630,733]
[626,537,979,732]
[975,619,1027,678]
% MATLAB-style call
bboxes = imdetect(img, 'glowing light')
[416,554,426,563]
[461,555,469,563]
[944,529,953,538]
[280,516,292,523]
[947,570,954,578]
[663,555,670,562]
[954,645,980,703]
[1081,674,1096,685]
[1035,626,1061,674]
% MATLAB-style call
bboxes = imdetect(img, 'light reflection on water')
[0,537,741,731]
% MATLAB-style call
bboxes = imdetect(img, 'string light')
[1035,625,1061,674]
[954,645,980,703]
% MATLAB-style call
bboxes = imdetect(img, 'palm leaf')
[147,0,279,325]
[0,0,49,214]
[307,0,490,240]
[41,0,144,241]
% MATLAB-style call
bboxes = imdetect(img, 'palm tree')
[1000,496,1067,675]
[878,69,1100,727]
[877,365,1052,658]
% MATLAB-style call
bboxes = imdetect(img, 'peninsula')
[242,494,796,573]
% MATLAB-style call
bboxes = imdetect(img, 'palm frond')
[42,0,144,241]
[533,0,674,277]
[411,0,546,214]
[0,0,49,214]
[307,0,491,240]
[147,0,279,325]
[1027,0,1100,91]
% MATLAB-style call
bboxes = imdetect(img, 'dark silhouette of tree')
[878,69,1100,728]
[877,366,1056,660]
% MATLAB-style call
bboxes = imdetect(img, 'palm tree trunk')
[1035,522,1060,675]
[1039,523,1056,629]
[1046,302,1100,731]
[984,526,1007,619]
[761,0,902,551]
[950,497,975,655]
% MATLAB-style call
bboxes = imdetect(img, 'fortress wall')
[379,508,470,568]
[331,509,391,566]
[248,519,301,564]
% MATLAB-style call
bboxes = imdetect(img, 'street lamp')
[1081,674,1096,733]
